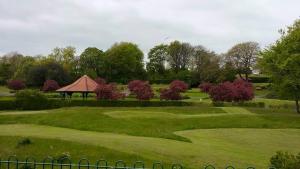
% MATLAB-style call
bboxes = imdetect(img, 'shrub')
[270,151,300,169]
[42,80,60,92]
[94,77,106,85]
[127,80,143,92]
[209,81,235,102]
[94,83,124,100]
[160,80,189,101]
[208,79,254,102]
[199,82,214,93]
[232,79,254,101]
[17,138,32,148]
[15,89,48,110]
[160,88,182,100]
[7,79,26,91]
[127,80,154,100]
[169,80,188,92]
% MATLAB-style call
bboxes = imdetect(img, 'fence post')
[7,156,18,169]
[133,161,144,169]
[59,157,72,169]
[115,160,126,169]
[42,156,54,169]
[95,160,108,169]
[78,158,90,169]
[25,157,36,169]
[152,162,163,169]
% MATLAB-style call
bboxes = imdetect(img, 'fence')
[0,156,276,169]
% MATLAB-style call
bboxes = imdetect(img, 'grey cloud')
[0,0,299,56]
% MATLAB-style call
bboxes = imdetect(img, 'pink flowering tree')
[160,80,188,100]
[94,83,124,100]
[42,80,60,92]
[127,80,154,100]
[7,79,26,91]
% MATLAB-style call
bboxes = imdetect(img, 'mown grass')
[0,124,299,169]
[0,107,299,142]
[0,136,159,167]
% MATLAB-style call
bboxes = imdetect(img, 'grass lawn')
[0,106,300,168]
[0,86,12,97]
[0,124,299,168]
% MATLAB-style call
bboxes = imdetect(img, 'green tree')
[104,42,146,83]
[190,46,220,83]
[168,41,194,73]
[260,19,300,113]
[146,44,168,74]
[79,47,104,78]
[27,61,70,87]
[0,52,36,84]
[48,46,76,72]
[226,42,260,81]
[146,44,169,82]
[218,62,237,82]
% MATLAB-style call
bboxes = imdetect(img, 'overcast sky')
[0,0,299,57]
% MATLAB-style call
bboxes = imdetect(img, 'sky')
[0,0,299,57]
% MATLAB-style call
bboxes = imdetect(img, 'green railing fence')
[0,156,276,169]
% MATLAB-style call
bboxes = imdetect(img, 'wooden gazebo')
[56,75,98,99]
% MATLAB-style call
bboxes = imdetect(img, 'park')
[0,1,300,169]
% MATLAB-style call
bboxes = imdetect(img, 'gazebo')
[56,75,98,99]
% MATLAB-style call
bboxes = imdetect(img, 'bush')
[0,99,193,110]
[15,90,49,110]
[127,80,154,100]
[94,77,106,85]
[94,83,124,100]
[199,82,214,93]
[7,79,26,91]
[17,138,32,148]
[232,79,254,101]
[208,79,254,102]
[209,81,235,102]
[160,80,189,101]
[160,88,182,100]
[169,80,188,92]
[42,80,60,92]
[270,151,300,169]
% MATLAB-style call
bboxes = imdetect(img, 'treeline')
[0,41,260,87]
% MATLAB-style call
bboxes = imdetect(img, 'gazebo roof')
[56,75,98,92]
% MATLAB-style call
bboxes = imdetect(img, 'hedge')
[212,101,266,108]
[0,99,193,110]
[249,75,270,83]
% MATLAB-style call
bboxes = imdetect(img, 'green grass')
[0,86,12,97]
[0,107,300,142]
[0,93,300,169]
[0,124,299,168]
[0,136,157,166]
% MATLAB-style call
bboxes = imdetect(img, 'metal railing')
[0,156,276,169]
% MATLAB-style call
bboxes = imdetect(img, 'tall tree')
[260,19,300,113]
[48,46,76,72]
[104,42,146,83]
[26,61,70,87]
[226,42,260,81]
[79,47,104,78]
[168,41,194,73]
[146,44,168,74]
[190,46,220,83]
